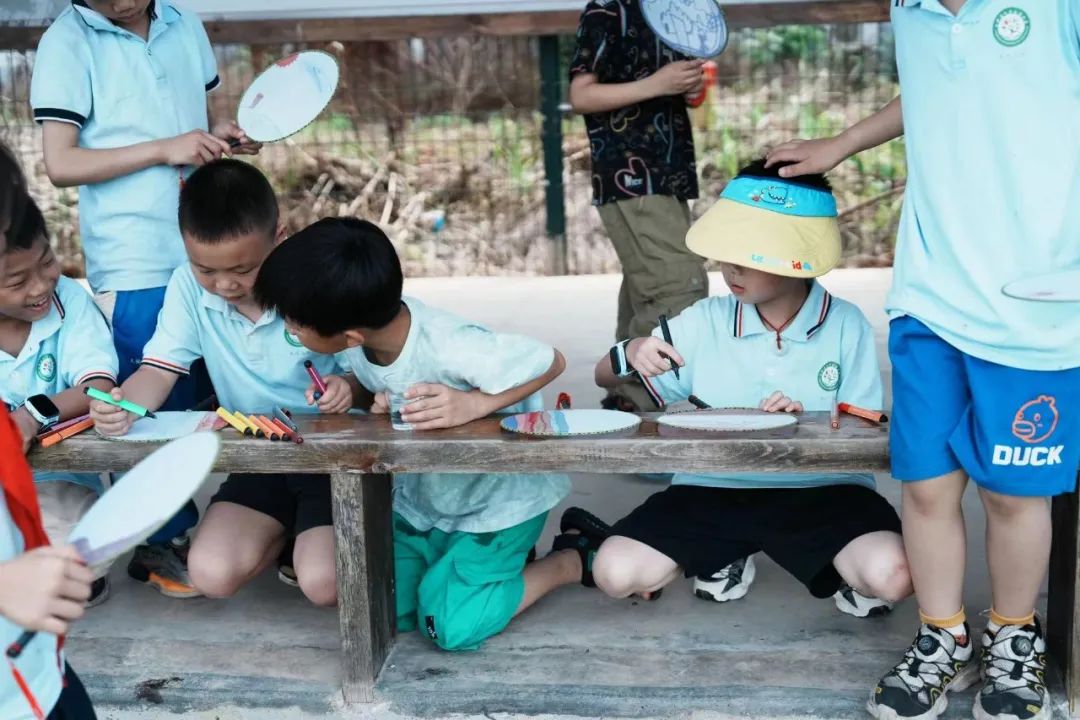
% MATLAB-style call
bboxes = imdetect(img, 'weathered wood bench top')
[29,411,889,474]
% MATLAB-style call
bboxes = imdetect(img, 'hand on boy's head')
[765,137,848,178]
[89,387,135,436]
[759,390,804,414]
[0,545,92,636]
[651,59,706,97]
[400,383,483,431]
[211,120,263,156]
[626,336,684,377]
[313,375,353,414]
[159,130,232,167]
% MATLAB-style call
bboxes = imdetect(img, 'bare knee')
[592,537,676,599]
[298,565,338,607]
[981,489,1049,522]
[188,545,247,599]
[859,557,913,604]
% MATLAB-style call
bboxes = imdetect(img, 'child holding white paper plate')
[580,159,911,619]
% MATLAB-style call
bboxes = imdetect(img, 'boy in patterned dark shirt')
[570,0,709,410]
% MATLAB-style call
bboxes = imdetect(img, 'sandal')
[551,531,605,588]
[558,506,663,601]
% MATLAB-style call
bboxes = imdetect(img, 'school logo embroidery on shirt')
[35,353,57,382]
[992,395,1065,468]
[817,361,840,391]
[283,328,304,348]
[993,7,1030,47]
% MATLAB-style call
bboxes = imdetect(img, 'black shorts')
[209,473,332,537]
[610,483,902,598]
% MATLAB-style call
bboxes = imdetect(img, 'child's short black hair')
[0,142,27,238]
[6,196,46,253]
[737,158,832,192]
[254,217,403,335]
[179,159,279,243]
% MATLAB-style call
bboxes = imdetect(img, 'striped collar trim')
[730,282,833,342]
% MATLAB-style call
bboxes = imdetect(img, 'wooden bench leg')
[331,472,395,703]
[1048,487,1079,717]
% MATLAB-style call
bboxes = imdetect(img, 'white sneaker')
[693,556,755,603]
[834,583,893,618]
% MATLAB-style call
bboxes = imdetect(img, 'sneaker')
[277,539,299,587]
[834,583,894,618]
[973,619,1050,720]
[693,556,755,603]
[85,576,110,609]
[867,623,978,719]
[127,537,201,598]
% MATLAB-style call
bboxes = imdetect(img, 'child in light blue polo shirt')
[90,160,346,606]
[767,3,1080,717]
[0,196,116,607]
[0,139,97,720]
[254,217,577,651]
[30,0,261,398]
[583,161,910,624]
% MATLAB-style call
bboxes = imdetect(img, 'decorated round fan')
[500,409,641,436]
[237,51,340,143]
[641,0,729,58]
[1002,268,1080,303]
[657,409,798,432]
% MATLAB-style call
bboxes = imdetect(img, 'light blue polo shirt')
[643,281,883,489]
[1,276,117,491]
[140,264,341,415]
[29,1,220,293]
[0,495,62,720]
[336,297,571,534]
[888,0,1080,371]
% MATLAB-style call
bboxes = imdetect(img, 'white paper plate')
[100,411,217,443]
[641,0,729,58]
[657,410,798,432]
[501,409,641,436]
[69,433,219,568]
[1002,269,1080,302]
[237,51,340,143]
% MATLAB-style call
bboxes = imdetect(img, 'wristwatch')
[23,394,60,431]
[608,340,634,377]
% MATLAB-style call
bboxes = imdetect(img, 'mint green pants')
[394,512,547,651]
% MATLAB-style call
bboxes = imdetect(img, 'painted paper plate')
[237,51,340,143]
[641,0,729,58]
[69,433,219,569]
[501,409,641,436]
[657,409,798,432]
[1002,269,1080,302]
[101,411,217,442]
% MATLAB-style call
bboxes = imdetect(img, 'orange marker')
[838,403,888,424]
[269,417,299,444]
[39,417,94,448]
[257,415,284,441]
[250,415,280,441]
[216,407,251,435]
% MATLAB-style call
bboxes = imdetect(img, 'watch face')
[28,395,60,421]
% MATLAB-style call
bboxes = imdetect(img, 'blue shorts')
[889,316,1080,497]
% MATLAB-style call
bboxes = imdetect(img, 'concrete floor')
[70,270,1062,719]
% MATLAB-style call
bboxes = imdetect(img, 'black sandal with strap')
[551,531,605,588]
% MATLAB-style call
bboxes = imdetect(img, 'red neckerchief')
[1,406,58,720]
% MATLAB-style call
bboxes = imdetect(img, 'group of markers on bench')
[215,406,304,444]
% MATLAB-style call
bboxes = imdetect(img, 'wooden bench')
[30,412,1080,715]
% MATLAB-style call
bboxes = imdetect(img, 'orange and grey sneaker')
[127,536,201,598]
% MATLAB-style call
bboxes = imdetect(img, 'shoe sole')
[85,581,111,609]
[835,599,894,619]
[132,571,203,599]
[972,693,1051,720]
[278,569,300,588]
[866,663,981,720]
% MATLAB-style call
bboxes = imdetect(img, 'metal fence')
[0,21,904,278]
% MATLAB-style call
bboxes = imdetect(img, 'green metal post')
[539,34,568,275]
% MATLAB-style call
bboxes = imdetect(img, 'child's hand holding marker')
[88,387,142,437]
[626,336,685,378]
[310,375,353,414]
[759,390,804,414]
